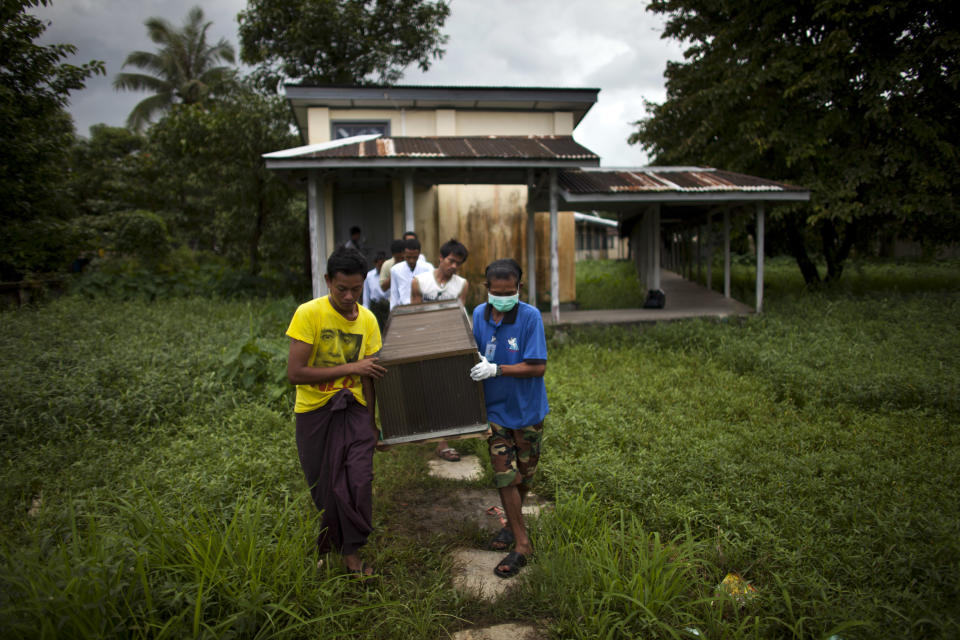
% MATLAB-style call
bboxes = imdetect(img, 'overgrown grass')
[576,255,960,310]
[1,260,958,638]
[575,259,648,309]
[544,273,960,638]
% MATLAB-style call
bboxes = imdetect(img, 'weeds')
[1,260,958,638]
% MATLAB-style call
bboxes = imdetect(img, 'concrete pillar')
[697,225,703,283]
[651,204,661,290]
[549,169,560,324]
[706,211,713,291]
[526,170,537,305]
[756,202,765,313]
[308,171,328,298]
[723,209,731,299]
[403,171,414,233]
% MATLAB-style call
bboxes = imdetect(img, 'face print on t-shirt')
[313,329,363,367]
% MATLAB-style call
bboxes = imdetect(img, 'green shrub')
[113,210,170,264]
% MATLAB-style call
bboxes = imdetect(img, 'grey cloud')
[29,0,678,163]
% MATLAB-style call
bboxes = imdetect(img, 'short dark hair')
[349,226,362,236]
[403,230,418,240]
[326,246,368,278]
[440,238,468,261]
[389,239,405,254]
[373,251,387,262]
[485,258,522,284]
[404,237,421,252]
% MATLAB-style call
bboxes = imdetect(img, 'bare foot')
[343,553,373,575]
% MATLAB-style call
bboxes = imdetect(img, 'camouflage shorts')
[488,422,544,489]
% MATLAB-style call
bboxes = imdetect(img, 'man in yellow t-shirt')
[286,246,386,577]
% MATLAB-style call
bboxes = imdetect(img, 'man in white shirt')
[363,251,390,330]
[362,252,388,308]
[410,238,469,306]
[389,237,432,309]
[378,239,405,293]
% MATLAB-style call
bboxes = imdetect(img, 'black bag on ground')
[643,289,665,309]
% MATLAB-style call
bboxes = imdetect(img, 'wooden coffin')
[374,300,487,445]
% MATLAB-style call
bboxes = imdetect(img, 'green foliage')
[0,491,389,639]
[113,5,236,130]
[524,491,713,638]
[219,298,297,406]
[0,0,104,279]
[69,249,307,301]
[2,264,958,638]
[238,0,450,86]
[69,125,150,218]
[633,0,960,282]
[113,210,170,263]
[143,80,301,275]
[543,288,960,637]
[575,259,647,309]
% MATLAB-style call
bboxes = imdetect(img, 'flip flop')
[488,526,515,551]
[493,551,527,579]
[436,447,461,462]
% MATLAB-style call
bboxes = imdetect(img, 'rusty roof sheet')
[560,168,806,194]
[292,136,598,161]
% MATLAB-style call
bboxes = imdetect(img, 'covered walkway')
[543,269,753,326]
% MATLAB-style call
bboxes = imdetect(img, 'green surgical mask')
[488,293,519,312]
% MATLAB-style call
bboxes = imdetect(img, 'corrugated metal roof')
[283,136,598,161]
[560,168,806,194]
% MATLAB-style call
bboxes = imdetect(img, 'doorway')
[333,180,394,262]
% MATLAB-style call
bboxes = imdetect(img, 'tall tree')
[113,6,235,131]
[0,0,104,279]
[237,0,450,87]
[632,0,960,283]
[145,75,300,275]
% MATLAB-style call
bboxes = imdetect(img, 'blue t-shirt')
[472,301,549,429]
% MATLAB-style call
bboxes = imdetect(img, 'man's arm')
[458,280,469,305]
[410,277,423,304]
[499,361,546,378]
[379,261,392,291]
[287,339,385,384]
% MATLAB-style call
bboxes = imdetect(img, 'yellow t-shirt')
[285,296,382,413]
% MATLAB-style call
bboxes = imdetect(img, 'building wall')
[306,107,575,142]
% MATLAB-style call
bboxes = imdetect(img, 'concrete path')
[451,623,542,640]
[426,455,552,605]
[427,454,484,481]
[450,549,517,600]
[544,269,753,326]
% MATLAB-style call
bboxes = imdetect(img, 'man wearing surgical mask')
[468,258,549,580]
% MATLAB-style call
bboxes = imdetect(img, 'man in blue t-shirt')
[469,258,549,579]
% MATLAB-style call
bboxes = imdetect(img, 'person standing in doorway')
[410,238,471,462]
[469,258,548,579]
[344,225,366,257]
[286,246,386,577]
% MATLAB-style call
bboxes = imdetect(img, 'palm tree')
[113,6,236,131]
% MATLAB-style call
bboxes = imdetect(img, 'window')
[331,121,390,139]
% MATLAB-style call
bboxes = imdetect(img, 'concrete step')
[451,623,542,640]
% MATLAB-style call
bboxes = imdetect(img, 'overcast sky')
[32,0,685,166]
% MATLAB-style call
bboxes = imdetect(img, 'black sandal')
[488,527,515,551]
[493,551,527,578]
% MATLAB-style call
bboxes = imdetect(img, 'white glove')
[470,354,498,381]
